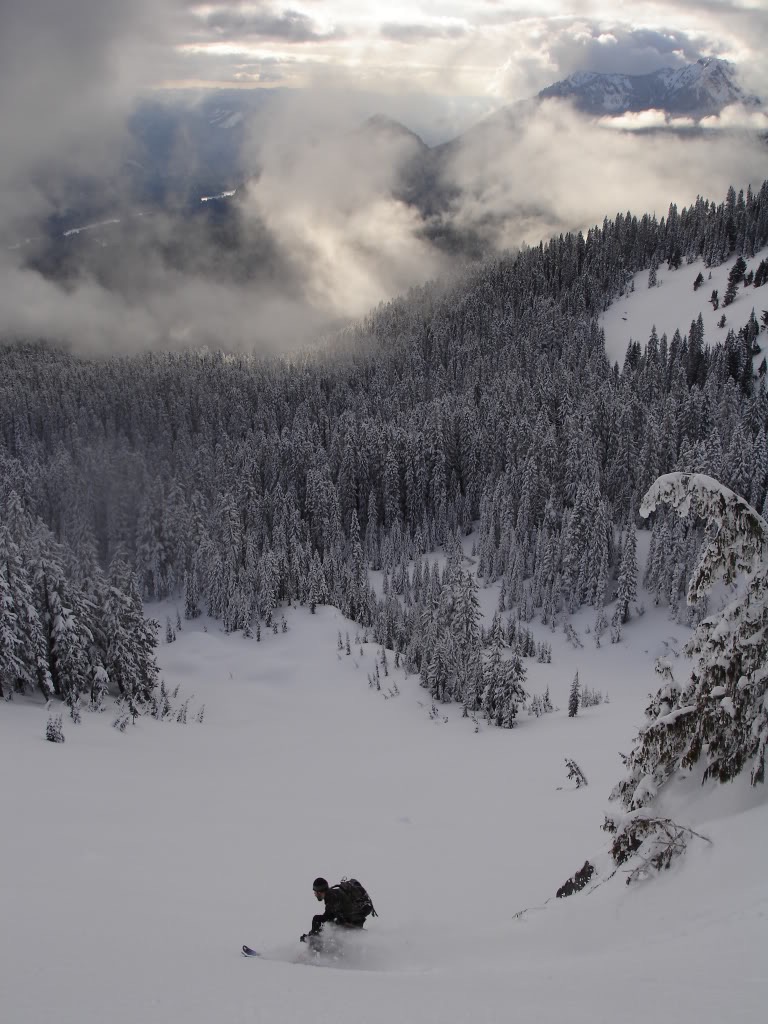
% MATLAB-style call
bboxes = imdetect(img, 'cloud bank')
[0,2,766,355]
[442,99,768,253]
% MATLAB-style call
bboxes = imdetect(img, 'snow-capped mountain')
[538,57,759,117]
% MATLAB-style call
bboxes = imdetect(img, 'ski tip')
[242,945,261,957]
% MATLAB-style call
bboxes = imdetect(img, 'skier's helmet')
[312,877,329,893]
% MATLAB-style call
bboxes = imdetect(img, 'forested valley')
[2,181,768,729]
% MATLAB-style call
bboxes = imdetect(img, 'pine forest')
[2,180,768,742]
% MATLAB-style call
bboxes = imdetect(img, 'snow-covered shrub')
[556,860,594,898]
[45,714,64,743]
[603,812,711,883]
[564,757,588,788]
[150,681,173,721]
[112,711,129,732]
[529,687,555,717]
[68,694,82,724]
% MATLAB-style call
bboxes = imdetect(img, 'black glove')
[300,933,307,942]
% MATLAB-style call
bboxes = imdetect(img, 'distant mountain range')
[537,57,759,117]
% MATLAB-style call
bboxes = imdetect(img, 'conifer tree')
[184,563,201,620]
[34,550,93,703]
[723,256,747,307]
[497,643,528,726]
[0,550,24,699]
[612,473,768,817]
[481,614,506,724]
[98,555,160,703]
[568,672,580,718]
[614,523,638,624]
[0,503,50,699]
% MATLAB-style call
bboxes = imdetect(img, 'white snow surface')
[2,550,767,1023]
[600,246,767,369]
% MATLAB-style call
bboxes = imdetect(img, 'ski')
[241,943,339,967]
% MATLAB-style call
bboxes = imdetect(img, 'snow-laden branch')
[609,473,768,840]
[640,472,768,602]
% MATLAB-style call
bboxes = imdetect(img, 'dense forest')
[1,180,767,727]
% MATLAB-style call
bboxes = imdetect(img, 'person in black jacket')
[301,877,364,941]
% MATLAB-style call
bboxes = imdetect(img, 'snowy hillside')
[1,548,766,1024]
[601,245,768,367]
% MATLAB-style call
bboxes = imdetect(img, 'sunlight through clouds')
[173,1,767,100]
[0,0,765,353]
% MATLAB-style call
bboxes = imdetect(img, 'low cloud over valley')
[1,2,766,354]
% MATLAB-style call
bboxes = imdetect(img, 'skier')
[300,876,376,943]
[244,877,377,959]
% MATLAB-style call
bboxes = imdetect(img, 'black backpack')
[333,878,378,923]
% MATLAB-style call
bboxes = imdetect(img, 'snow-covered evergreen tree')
[98,555,160,704]
[481,614,527,727]
[614,523,638,625]
[568,672,580,718]
[0,505,44,699]
[612,473,768,823]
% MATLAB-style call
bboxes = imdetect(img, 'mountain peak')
[538,57,759,118]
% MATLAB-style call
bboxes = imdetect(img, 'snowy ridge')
[539,57,759,117]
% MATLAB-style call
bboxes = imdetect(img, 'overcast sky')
[172,1,768,100]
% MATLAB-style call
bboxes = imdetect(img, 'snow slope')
[1,556,766,1023]
[601,246,767,368]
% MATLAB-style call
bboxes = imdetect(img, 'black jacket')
[318,885,358,926]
